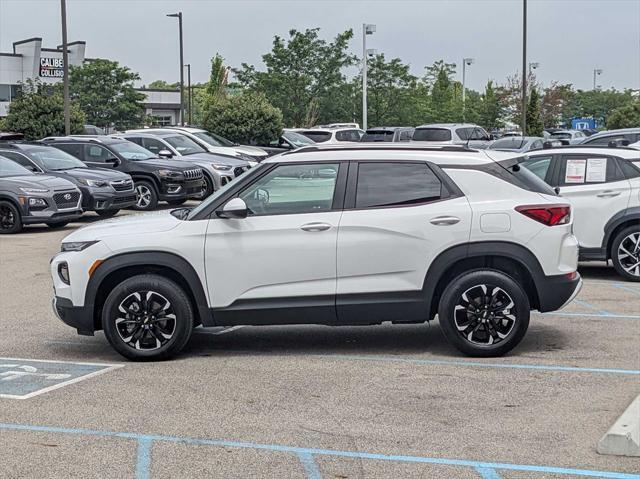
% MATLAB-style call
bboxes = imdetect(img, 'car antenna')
[466,125,481,150]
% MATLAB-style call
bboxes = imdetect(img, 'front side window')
[52,143,84,159]
[84,145,117,162]
[239,163,339,216]
[111,141,157,160]
[163,135,207,155]
[355,162,442,208]
[413,128,452,142]
[139,138,165,155]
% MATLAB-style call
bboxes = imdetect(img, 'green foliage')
[563,89,635,126]
[479,81,503,130]
[202,91,283,144]
[146,80,178,89]
[526,88,544,136]
[5,79,84,140]
[606,101,640,129]
[70,59,146,130]
[205,54,229,104]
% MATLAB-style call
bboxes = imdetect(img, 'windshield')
[413,128,452,141]
[209,132,235,147]
[187,162,264,220]
[0,156,33,177]
[164,135,207,155]
[193,131,225,147]
[27,147,87,170]
[282,131,315,147]
[111,141,157,160]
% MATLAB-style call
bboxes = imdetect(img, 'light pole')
[462,57,474,123]
[593,69,603,90]
[521,0,527,135]
[362,23,376,131]
[185,63,192,125]
[529,62,539,74]
[60,0,70,135]
[167,12,184,126]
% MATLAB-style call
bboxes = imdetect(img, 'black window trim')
[555,152,626,187]
[0,150,44,173]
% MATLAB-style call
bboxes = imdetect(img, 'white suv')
[51,144,581,360]
[519,146,640,281]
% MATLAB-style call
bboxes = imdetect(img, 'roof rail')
[542,142,638,152]
[284,144,478,156]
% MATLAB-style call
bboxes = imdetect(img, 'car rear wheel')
[0,200,22,234]
[611,226,640,282]
[133,181,158,211]
[438,270,530,357]
[201,175,214,198]
[97,209,119,218]
[102,274,194,361]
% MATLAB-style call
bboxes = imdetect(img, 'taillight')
[515,204,571,226]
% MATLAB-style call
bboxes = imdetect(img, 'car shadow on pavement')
[578,262,619,281]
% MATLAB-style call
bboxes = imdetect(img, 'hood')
[0,174,78,191]
[233,145,268,158]
[63,209,180,242]
[181,153,249,167]
[136,158,200,170]
[51,167,131,182]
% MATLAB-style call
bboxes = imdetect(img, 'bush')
[606,101,640,129]
[202,91,283,144]
[5,79,84,140]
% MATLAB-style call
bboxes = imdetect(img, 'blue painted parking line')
[297,452,322,479]
[537,311,640,320]
[0,423,637,479]
[475,466,503,478]
[315,354,640,376]
[572,299,613,316]
[613,283,640,297]
[0,357,122,399]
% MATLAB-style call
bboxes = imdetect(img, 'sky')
[0,0,639,92]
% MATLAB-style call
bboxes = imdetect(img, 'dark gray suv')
[0,156,82,234]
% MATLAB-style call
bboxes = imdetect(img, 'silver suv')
[413,123,493,148]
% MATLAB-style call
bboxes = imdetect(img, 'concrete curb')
[597,394,640,457]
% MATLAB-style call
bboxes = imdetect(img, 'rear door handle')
[430,216,461,226]
[300,222,331,232]
[596,190,621,198]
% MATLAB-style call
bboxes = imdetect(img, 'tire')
[0,200,22,234]
[102,274,194,361]
[166,199,187,206]
[47,222,69,229]
[97,209,119,218]
[201,175,214,198]
[438,269,530,357]
[133,180,158,211]
[610,225,640,282]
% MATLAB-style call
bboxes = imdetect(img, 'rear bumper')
[52,296,95,336]
[536,273,582,313]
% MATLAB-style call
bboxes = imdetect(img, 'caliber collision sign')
[39,57,64,78]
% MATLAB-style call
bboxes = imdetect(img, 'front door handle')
[596,190,621,198]
[430,216,461,226]
[300,222,331,232]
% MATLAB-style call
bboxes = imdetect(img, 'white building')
[0,37,181,125]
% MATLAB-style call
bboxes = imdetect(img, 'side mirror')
[217,197,247,219]
[105,157,120,166]
[158,149,174,158]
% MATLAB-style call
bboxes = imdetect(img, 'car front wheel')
[133,181,158,211]
[102,274,194,360]
[611,226,640,282]
[0,200,22,234]
[438,270,530,357]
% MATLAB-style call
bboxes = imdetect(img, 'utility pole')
[167,12,184,126]
[521,0,527,135]
[60,0,70,135]
[185,63,192,125]
[462,58,474,123]
[362,23,376,131]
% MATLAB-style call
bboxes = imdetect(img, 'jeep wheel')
[611,226,640,282]
[438,270,530,357]
[0,200,22,234]
[102,274,194,361]
[133,181,158,211]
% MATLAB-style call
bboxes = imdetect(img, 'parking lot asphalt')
[0,210,639,479]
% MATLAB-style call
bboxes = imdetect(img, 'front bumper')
[537,273,582,313]
[158,178,204,201]
[82,189,137,211]
[22,209,82,225]
[53,296,95,336]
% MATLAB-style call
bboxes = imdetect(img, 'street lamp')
[462,57,474,122]
[60,0,70,135]
[529,62,540,73]
[521,0,528,135]
[184,63,191,125]
[593,69,603,90]
[167,12,184,126]
[362,23,376,131]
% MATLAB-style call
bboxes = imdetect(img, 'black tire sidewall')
[102,274,194,360]
[133,180,158,211]
[611,225,640,282]
[0,200,22,234]
[203,175,214,198]
[438,269,530,357]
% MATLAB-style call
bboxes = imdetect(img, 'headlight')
[80,178,108,187]
[28,198,47,207]
[211,163,232,171]
[19,187,48,194]
[158,169,184,179]
[60,240,100,252]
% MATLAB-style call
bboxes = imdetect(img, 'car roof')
[119,131,180,139]
[415,123,480,129]
[527,146,640,160]
[263,143,505,165]
[42,135,128,145]
[301,128,359,133]
[587,128,640,138]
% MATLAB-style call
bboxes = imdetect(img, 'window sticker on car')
[565,159,586,183]
[585,158,607,183]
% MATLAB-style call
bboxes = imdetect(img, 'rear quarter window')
[499,159,559,196]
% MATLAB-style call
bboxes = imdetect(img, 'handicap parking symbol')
[0,358,122,399]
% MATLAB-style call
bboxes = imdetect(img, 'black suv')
[42,137,204,210]
[0,143,136,218]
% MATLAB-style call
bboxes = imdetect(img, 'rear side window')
[335,130,363,142]
[53,143,84,160]
[413,128,452,142]
[496,159,558,196]
[362,131,394,142]
[355,162,443,208]
[301,131,332,143]
[619,159,640,179]
[398,129,414,141]
[84,145,117,162]
[558,155,624,185]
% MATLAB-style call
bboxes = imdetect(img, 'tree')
[69,59,145,130]
[563,89,635,126]
[235,28,356,126]
[526,87,544,136]
[4,79,84,140]
[479,81,502,130]
[202,91,283,144]
[496,70,538,127]
[205,54,230,104]
[606,101,640,129]
[541,82,573,127]
[146,80,178,89]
